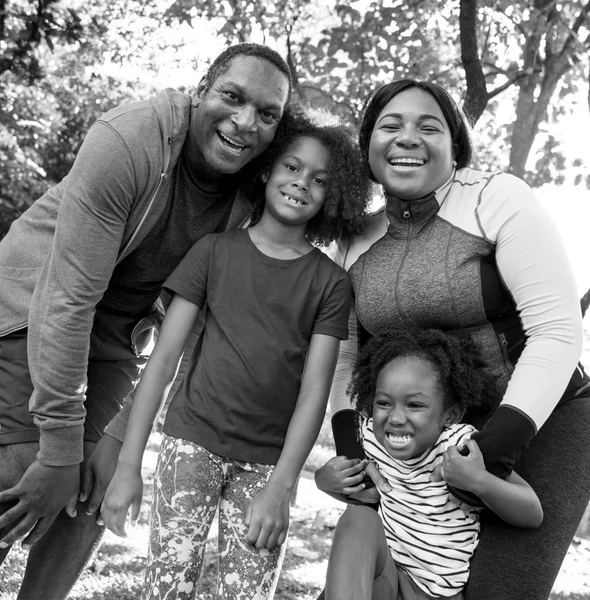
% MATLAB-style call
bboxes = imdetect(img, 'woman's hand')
[315,457,391,504]
[440,439,487,493]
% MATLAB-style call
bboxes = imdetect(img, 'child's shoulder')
[441,423,477,447]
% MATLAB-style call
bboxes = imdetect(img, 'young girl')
[100,107,372,600]
[318,328,543,600]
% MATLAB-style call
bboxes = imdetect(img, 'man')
[0,42,291,599]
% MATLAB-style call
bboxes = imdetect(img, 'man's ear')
[444,403,464,426]
[195,77,208,100]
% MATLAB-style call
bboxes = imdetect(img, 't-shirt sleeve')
[312,269,353,340]
[163,234,214,307]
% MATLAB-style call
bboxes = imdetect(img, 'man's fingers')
[79,462,95,503]
[21,516,55,548]
[0,513,38,548]
[65,493,78,518]
[0,503,25,534]
[85,485,105,516]
[365,461,392,493]
[0,486,19,506]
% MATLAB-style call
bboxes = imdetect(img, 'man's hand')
[80,434,122,521]
[0,460,79,548]
[100,464,142,538]
[245,482,291,550]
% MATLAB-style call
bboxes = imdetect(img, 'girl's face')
[372,356,461,460]
[262,136,329,227]
[368,88,455,200]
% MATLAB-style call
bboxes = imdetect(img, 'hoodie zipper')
[497,332,515,373]
[116,172,168,265]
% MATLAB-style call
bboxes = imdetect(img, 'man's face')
[191,55,290,177]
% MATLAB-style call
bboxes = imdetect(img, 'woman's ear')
[261,171,269,184]
[444,403,464,426]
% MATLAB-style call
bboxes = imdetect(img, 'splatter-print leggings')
[142,434,286,600]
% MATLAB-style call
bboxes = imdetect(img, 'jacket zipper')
[497,332,515,373]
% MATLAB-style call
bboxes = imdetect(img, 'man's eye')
[261,111,279,124]
[224,91,240,102]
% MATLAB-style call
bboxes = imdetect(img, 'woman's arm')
[442,440,543,528]
[472,176,584,480]
[100,294,199,536]
[245,333,340,549]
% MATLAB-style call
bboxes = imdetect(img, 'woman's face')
[368,87,455,200]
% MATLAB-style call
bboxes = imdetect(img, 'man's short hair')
[202,43,292,98]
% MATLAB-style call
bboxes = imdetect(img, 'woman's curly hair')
[243,104,373,246]
[350,328,499,428]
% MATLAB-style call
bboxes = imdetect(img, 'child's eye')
[260,111,279,125]
[374,399,390,408]
[285,164,298,172]
[408,402,425,409]
[313,176,326,186]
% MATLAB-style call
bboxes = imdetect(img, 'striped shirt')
[362,420,481,598]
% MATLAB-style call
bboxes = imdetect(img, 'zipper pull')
[403,209,410,219]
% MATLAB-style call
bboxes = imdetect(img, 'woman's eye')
[285,164,297,172]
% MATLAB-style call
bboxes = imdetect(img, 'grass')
[1,417,590,599]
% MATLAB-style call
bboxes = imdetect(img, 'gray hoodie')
[0,89,250,465]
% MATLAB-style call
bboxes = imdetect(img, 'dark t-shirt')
[98,143,237,317]
[163,228,352,464]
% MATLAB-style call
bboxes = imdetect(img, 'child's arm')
[100,294,199,537]
[442,439,543,528]
[245,333,340,550]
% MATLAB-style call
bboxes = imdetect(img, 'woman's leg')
[142,436,224,600]
[216,460,286,600]
[325,505,392,600]
[465,396,590,600]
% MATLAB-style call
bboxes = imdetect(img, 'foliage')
[0,0,589,238]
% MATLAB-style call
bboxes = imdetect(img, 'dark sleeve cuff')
[448,405,537,506]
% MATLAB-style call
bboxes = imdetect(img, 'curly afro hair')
[350,328,499,428]
[243,104,373,246]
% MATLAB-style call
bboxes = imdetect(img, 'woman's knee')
[336,505,383,538]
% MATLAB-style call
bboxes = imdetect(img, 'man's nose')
[232,106,257,133]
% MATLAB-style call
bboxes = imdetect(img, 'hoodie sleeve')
[27,120,138,467]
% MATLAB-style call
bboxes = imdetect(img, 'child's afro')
[350,328,499,427]
[244,104,373,246]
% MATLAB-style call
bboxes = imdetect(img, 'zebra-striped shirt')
[362,420,481,598]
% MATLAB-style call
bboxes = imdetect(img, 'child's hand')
[441,439,486,493]
[245,481,291,550]
[314,456,370,496]
[99,464,143,538]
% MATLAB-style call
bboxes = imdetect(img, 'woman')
[317,80,590,599]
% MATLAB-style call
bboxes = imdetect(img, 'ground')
[1,428,590,600]
[2,321,589,599]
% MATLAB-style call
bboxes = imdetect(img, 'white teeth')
[386,433,413,446]
[282,192,304,205]
[218,132,246,151]
[389,158,425,167]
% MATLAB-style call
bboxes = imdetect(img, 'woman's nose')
[395,127,420,147]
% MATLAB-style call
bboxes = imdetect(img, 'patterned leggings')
[143,434,286,600]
